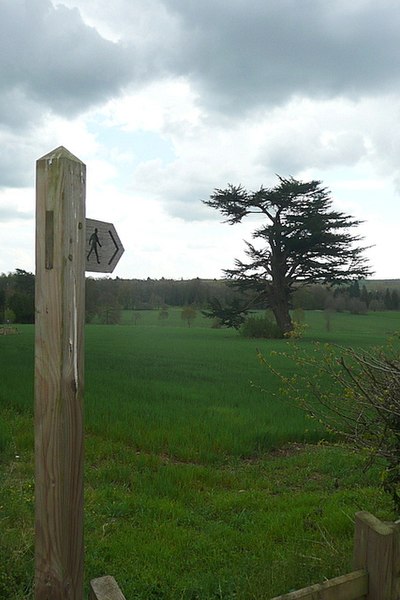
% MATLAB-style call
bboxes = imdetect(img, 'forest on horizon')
[1,268,400,325]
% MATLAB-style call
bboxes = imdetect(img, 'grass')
[1,310,399,598]
[84,325,326,462]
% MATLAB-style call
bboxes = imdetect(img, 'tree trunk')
[271,301,292,335]
[269,280,293,335]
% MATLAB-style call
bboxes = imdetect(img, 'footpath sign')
[35,146,124,600]
[86,218,124,273]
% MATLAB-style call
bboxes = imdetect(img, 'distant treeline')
[1,269,399,324]
[293,280,400,314]
[0,269,35,324]
[85,277,238,324]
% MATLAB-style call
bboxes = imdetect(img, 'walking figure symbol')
[87,228,102,264]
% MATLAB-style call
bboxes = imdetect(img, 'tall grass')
[0,310,399,598]
[84,324,324,462]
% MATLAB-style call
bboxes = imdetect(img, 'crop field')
[1,310,400,599]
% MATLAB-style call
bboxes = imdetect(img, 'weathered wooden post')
[90,576,127,600]
[35,146,86,600]
[353,511,400,599]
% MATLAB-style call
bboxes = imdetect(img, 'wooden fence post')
[353,511,400,599]
[35,146,86,599]
[89,576,127,600]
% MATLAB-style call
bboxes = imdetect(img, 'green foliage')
[85,276,238,312]
[181,305,197,327]
[203,297,248,329]
[264,336,400,511]
[293,284,331,310]
[5,308,16,323]
[283,308,309,340]
[240,315,282,339]
[284,320,309,340]
[1,269,35,323]
[97,305,121,324]
[7,292,34,324]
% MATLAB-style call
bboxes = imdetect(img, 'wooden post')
[89,577,127,600]
[353,511,400,599]
[35,146,86,600]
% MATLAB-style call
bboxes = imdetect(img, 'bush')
[264,335,400,511]
[181,306,197,327]
[97,305,122,324]
[240,315,282,339]
[284,320,308,339]
[348,298,368,315]
[210,317,222,329]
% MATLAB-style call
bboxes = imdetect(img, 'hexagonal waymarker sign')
[86,218,124,273]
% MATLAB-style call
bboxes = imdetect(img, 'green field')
[1,310,400,599]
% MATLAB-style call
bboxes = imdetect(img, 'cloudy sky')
[1,0,399,280]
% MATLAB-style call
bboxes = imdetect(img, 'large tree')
[204,176,372,334]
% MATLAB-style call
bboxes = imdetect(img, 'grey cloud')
[0,133,43,189]
[161,0,400,114]
[2,0,399,194]
[0,0,133,127]
[3,0,399,130]
[0,88,44,131]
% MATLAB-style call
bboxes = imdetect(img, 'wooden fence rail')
[270,570,367,600]
[90,511,400,600]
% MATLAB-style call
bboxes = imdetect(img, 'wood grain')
[35,146,86,600]
[270,569,367,600]
[89,576,127,600]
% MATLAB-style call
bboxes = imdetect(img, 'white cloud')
[1,0,400,279]
[98,78,203,133]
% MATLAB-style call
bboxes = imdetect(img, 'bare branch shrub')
[263,336,400,510]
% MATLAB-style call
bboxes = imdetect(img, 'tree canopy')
[204,176,372,334]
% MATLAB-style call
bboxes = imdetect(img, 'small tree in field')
[159,306,169,323]
[204,176,372,335]
[181,306,197,328]
[98,305,121,325]
[133,311,142,325]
